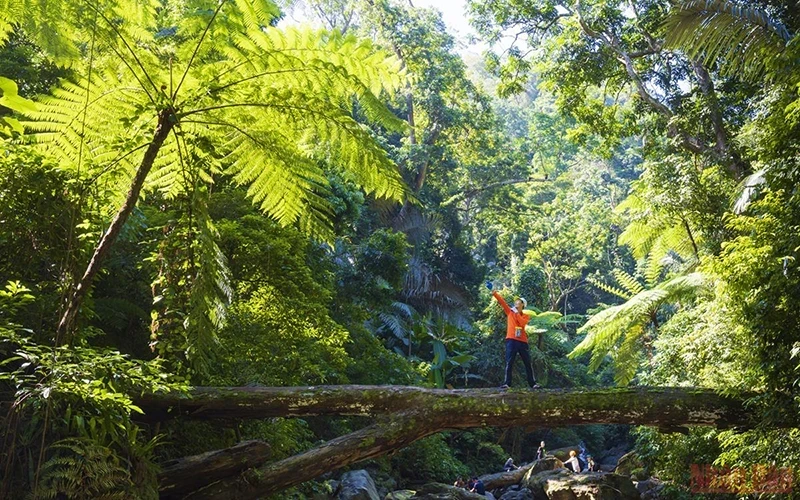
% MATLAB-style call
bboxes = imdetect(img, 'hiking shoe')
[498,384,510,389]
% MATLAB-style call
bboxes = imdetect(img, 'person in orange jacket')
[487,281,540,390]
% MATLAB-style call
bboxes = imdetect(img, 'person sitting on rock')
[503,457,519,472]
[564,450,582,473]
[469,476,486,495]
[454,477,466,488]
[587,456,598,472]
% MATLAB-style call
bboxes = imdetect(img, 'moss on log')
[158,440,271,498]
[139,385,771,499]
[138,385,754,428]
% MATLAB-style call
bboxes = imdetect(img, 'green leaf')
[0,77,37,113]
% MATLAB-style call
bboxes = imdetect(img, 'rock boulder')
[386,490,416,500]
[338,470,380,500]
[498,488,534,500]
[525,470,639,500]
[410,483,486,499]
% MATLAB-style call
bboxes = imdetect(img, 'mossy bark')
[141,385,769,498]
[158,440,271,499]
[183,412,439,500]
[138,385,754,428]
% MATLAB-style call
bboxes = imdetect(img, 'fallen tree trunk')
[137,385,753,428]
[184,412,438,500]
[139,385,771,499]
[158,440,271,499]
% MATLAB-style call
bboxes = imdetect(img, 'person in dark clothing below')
[469,476,485,495]
[486,282,540,390]
[536,441,547,460]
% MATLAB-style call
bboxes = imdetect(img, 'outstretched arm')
[491,291,512,315]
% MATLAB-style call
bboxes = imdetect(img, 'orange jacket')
[492,291,529,343]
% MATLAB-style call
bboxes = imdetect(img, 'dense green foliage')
[1,0,799,497]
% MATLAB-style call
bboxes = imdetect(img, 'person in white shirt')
[564,450,581,473]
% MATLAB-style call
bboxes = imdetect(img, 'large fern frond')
[617,186,700,284]
[1,0,159,65]
[174,25,408,242]
[612,269,645,297]
[401,254,471,329]
[586,275,633,301]
[663,0,792,80]
[21,70,156,214]
[184,199,233,371]
[612,325,646,386]
[570,272,706,384]
[36,438,131,500]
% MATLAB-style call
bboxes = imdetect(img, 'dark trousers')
[504,339,536,387]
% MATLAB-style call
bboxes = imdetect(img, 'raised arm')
[491,291,512,315]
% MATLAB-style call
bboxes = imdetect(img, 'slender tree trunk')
[691,60,746,179]
[682,217,700,262]
[137,385,771,499]
[56,109,175,342]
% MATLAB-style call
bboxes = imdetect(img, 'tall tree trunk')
[56,109,175,342]
[137,385,773,499]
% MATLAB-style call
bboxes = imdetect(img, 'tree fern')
[570,272,706,385]
[12,0,408,337]
[616,181,700,284]
[663,0,792,81]
[587,275,633,301]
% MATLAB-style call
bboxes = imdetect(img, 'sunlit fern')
[570,272,706,385]
[22,20,407,242]
[12,0,408,342]
[0,0,159,64]
[616,181,699,285]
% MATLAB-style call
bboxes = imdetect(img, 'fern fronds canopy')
[11,0,409,344]
[19,1,408,242]
[570,272,706,385]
